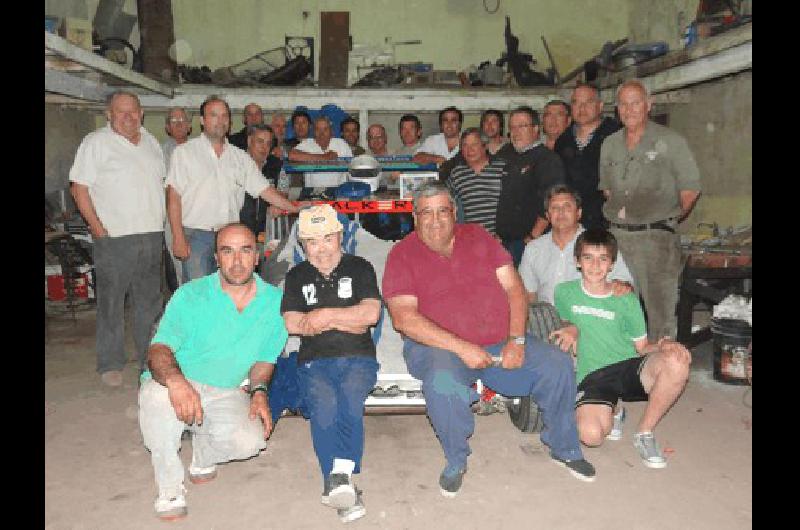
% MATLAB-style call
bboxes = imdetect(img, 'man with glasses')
[383,182,595,498]
[555,84,621,230]
[495,106,565,266]
[162,108,193,289]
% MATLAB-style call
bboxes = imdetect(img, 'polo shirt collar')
[210,270,265,302]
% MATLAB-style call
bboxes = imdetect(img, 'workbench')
[676,247,752,347]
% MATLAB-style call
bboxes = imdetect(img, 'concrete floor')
[45,304,752,529]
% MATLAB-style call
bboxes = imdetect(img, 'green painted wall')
[171,0,631,78]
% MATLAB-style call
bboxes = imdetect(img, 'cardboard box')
[59,17,92,50]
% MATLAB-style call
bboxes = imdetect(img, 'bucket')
[711,318,751,385]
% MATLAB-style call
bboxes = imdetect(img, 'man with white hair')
[281,204,381,523]
[288,116,353,199]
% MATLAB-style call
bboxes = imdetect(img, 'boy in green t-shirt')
[551,229,692,469]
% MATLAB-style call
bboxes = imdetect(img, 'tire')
[527,301,562,341]
[508,395,544,433]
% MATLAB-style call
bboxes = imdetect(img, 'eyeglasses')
[168,118,189,124]
[416,206,453,218]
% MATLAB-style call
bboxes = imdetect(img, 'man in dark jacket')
[239,124,284,236]
[555,84,621,230]
[229,103,264,150]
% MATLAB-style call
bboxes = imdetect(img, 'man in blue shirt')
[138,223,288,521]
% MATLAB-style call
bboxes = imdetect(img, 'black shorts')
[575,356,649,409]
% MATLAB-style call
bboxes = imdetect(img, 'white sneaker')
[188,464,217,484]
[338,488,366,523]
[154,486,187,520]
[606,407,626,441]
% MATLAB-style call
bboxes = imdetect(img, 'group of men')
[68,79,702,524]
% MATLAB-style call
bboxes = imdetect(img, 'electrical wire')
[483,0,500,15]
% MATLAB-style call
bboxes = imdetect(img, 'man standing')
[270,112,288,158]
[285,110,312,151]
[228,102,263,150]
[162,107,192,290]
[413,106,462,165]
[519,184,633,305]
[289,116,353,198]
[480,109,506,155]
[542,100,571,151]
[239,124,287,236]
[599,79,701,340]
[69,91,165,387]
[340,116,366,156]
[281,205,381,523]
[139,223,287,521]
[383,182,595,498]
[556,84,621,230]
[395,114,423,156]
[495,106,565,266]
[167,95,299,283]
[447,128,506,235]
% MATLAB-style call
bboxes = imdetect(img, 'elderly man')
[162,107,192,291]
[480,109,506,155]
[395,114,423,156]
[167,95,299,283]
[495,106,566,266]
[270,112,288,158]
[413,106,462,165]
[446,128,506,235]
[229,102,264,150]
[520,184,633,305]
[383,182,595,498]
[341,116,366,156]
[281,205,381,523]
[599,79,701,341]
[69,91,165,387]
[289,115,353,199]
[542,100,571,151]
[239,124,287,236]
[285,110,312,151]
[138,223,288,521]
[556,84,622,231]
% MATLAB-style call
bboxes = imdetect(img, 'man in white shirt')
[161,107,192,290]
[167,95,299,283]
[69,90,166,387]
[519,184,634,305]
[288,115,353,199]
[412,106,462,165]
[395,114,422,156]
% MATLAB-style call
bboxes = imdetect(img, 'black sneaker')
[439,464,467,498]
[327,473,356,509]
[337,488,366,523]
[551,454,596,482]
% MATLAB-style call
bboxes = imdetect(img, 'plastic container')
[710,318,751,385]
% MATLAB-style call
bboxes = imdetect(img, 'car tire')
[508,395,544,433]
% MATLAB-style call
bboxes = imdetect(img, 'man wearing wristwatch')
[383,182,595,499]
[281,204,381,524]
[138,223,288,521]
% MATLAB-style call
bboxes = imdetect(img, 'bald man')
[229,103,264,151]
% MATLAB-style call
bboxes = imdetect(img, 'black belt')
[609,220,675,233]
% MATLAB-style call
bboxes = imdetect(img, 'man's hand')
[172,235,191,260]
[550,326,578,356]
[249,392,273,439]
[459,344,493,370]
[166,377,203,425]
[268,205,285,217]
[299,308,332,335]
[611,280,633,297]
[322,151,339,161]
[89,223,108,239]
[500,341,525,370]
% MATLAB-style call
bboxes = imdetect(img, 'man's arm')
[248,361,276,439]
[288,147,338,162]
[678,190,701,222]
[494,264,528,369]
[412,152,446,165]
[386,295,492,369]
[259,185,301,213]
[70,183,108,239]
[148,343,203,425]
[284,299,381,336]
[167,186,190,259]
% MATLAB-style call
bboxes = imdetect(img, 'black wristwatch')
[249,383,268,398]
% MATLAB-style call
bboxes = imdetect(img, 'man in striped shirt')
[446,128,507,235]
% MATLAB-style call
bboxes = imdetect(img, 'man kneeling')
[551,229,691,468]
[138,223,288,520]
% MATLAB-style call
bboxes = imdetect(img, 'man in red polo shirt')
[383,182,595,498]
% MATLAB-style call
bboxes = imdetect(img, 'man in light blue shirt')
[138,223,288,521]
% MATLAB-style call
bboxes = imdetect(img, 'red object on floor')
[46,273,89,301]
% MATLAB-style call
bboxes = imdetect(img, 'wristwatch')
[249,383,268,398]
[508,335,526,346]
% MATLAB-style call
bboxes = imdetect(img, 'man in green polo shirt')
[599,79,701,341]
[138,223,288,521]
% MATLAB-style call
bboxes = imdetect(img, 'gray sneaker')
[633,431,667,469]
[327,473,356,509]
[337,488,366,523]
[606,407,626,441]
[439,464,467,498]
[154,485,187,521]
[551,454,596,482]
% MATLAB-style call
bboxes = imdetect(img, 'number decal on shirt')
[302,284,317,305]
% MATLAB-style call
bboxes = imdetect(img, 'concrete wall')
[628,0,699,52]
[45,105,97,194]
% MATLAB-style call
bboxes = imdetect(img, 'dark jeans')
[93,232,163,373]
[502,238,525,268]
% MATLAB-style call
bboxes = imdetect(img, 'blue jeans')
[297,356,379,483]
[403,336,583,470]
[181,228,217,283]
